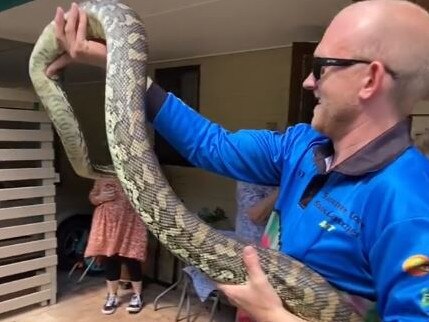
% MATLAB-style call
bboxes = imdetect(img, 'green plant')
[197,206,227,223]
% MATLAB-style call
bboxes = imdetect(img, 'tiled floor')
[1,271,236,322]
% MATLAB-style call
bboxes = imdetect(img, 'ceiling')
[0,0,352,61]
[0,0,353,85]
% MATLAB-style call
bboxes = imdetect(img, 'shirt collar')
[314,119,412,176]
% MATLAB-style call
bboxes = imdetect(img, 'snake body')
[29,1,362,321]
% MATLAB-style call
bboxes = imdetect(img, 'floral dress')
[84,178,148,261]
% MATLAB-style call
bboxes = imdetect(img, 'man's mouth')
[315,96,321,105]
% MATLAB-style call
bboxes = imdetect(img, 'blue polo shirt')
[147,84,429,321]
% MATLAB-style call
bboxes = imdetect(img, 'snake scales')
[28,1,362,321]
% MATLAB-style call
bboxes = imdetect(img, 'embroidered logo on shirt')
[402,255,429,277]
[313,200,360,237]
[421,288,429,308]
[319,220,336,232]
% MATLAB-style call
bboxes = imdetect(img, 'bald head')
[319,0,429,108]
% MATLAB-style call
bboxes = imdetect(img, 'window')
[154,65,200,166]
[288,42,318,125]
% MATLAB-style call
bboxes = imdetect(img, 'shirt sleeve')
[152,91,310,185]
[369,218,429,321]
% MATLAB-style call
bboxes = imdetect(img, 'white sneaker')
[101,294,119,315]
[126,293,143,313]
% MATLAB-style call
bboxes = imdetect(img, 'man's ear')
[359,61,385,100]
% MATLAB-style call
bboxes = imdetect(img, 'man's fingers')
[76,8,88,43]
[216,283,243,301]
[54,7,66,47]
[216,286,238,307]
[64,2,79,45]
[243,246,265,279]
[45,53,71,78]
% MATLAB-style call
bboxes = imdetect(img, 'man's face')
[302,27,364,137]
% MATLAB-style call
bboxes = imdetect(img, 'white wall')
[60,46,293,227]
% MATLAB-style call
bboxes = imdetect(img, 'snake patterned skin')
[29,1,362,321]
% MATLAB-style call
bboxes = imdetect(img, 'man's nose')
[302,73,316,90]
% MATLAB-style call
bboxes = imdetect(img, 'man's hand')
[216,246,304,322]
[46,2,107,77]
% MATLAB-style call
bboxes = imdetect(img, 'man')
[46,1,429,321]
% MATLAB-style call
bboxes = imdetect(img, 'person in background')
[235,181,278,245]
[234,181,278,322]
[85,178,148,315]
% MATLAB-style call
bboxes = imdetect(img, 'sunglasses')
[312,57,397,80]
